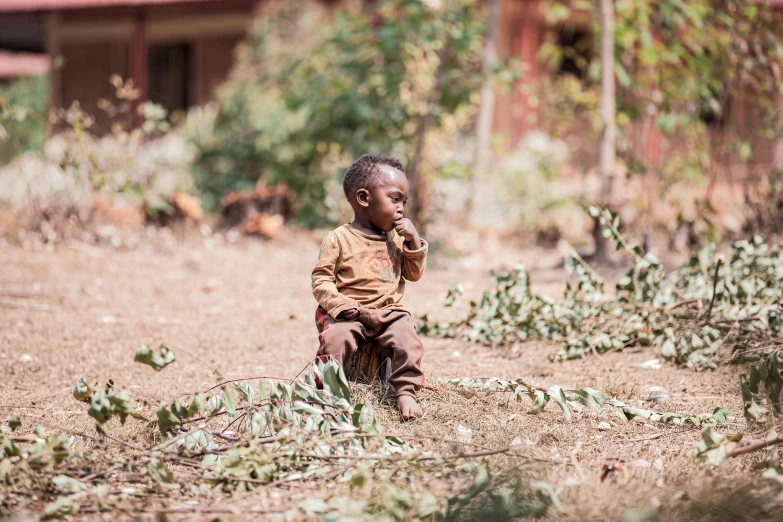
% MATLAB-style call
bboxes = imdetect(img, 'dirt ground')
[0,229,772,521]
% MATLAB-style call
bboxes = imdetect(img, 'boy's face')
[357,165,409,232]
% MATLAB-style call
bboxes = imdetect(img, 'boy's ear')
[356,188,370,207]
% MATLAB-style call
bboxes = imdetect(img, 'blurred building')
[0,51,50,83]
[0,0,545,140]
[0,0,258,131]
[0,0,781,163]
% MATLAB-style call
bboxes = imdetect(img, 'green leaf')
[147,459,178,489]
[73,376,92,402]
[322,361,351,401]
[661,339,676,359]
[156,405,181,436]
[43,494,83,520]
[415,493,442,519]
[8,414,21,431]
[572,388,605,415]
[291,400,324,415]
[235,382,255,407]
[249,412,267,438]
[208,394,223,418]
[546,385,572,422]
[259,380,269,404]
[532,481,563,512]
[528,389,548,414]
[52,475,86,493]
[223,386,236,419]
[349,462,369,488]
[709,408,733,424]
[700,426,725,447]
[134,344,176,371]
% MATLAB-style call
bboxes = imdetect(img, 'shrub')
[192,0,487,226]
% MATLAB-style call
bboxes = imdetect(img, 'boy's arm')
[312,232,359,318]
[401,238,428,282]
[395,218,428,282]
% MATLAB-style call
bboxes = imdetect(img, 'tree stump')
[345,341,391,384]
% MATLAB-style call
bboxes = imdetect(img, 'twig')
[0,290,42,298]
[222,411,247,433]
[703,258,723,325]
[669,299,700,311]
[726,435,783,458]
[98,428,146,452]
[626,432,665,443]
[209,430,241,443]
[0,301,51,311]
[715,317,760,325]
[589,342,612,381]
[169,344,223,379]
[422,384,468,400]
[182,406,247,424]
[300,445,526,463]
[8,434,41,443]
[417,446,520,461]
[204,375,296,394]
[82,462,125,482]
[150,428,204,452]
[293,358,318,381]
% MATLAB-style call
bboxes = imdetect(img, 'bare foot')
[396,395,422,420]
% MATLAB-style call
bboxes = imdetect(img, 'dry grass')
[1,231,780,521]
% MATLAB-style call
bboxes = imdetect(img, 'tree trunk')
[345,341,391,384]
[472,0,501,173]
[466,0,501,224]
[594,0,615,260]
[406,40,453,231]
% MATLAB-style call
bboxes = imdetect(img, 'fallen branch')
[703,258,723,325]
[726,435,783,458]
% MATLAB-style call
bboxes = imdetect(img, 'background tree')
[0,74,47,164]
[194,0,487,228]
[537,0,783,245]
[595,0,615,260]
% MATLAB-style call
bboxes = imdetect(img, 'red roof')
[0,51,49,78]
[0,0,221,12]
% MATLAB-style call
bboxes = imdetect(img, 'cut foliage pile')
[420,208,782,372]
[1,346,560,521]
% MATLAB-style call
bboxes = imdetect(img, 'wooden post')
[192,38,204,105]
[345,341,391,384]
[45,12,61,134]
[593,0,615,260]
[513,0,540,144]
[472,0,501,171]
[131,13,148,129]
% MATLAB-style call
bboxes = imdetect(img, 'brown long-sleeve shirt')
[311,224,428,318]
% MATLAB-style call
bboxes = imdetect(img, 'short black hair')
[342,154,404,199]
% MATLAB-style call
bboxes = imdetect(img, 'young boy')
[312,154,427,419]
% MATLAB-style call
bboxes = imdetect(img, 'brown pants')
[315,307,424,398]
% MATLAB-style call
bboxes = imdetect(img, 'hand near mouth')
[394,217,421,250]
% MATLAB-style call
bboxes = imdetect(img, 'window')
[147,43,190,117]
[557,25,591,79]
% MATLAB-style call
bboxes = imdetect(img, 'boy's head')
[343,154,409,233]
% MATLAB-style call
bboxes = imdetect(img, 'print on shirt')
[371,248,397,282]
